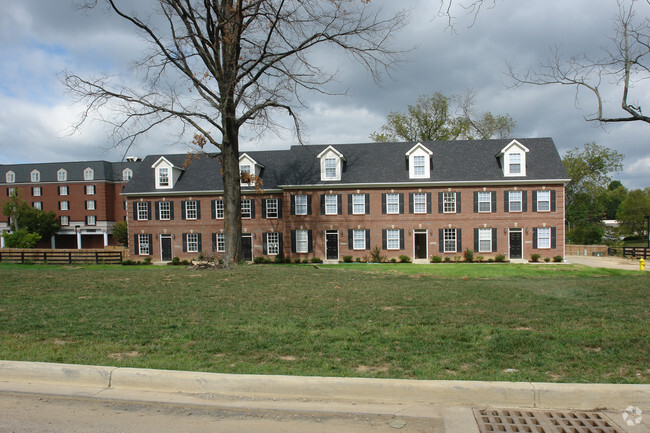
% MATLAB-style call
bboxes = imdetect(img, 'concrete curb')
[1,360,648,410]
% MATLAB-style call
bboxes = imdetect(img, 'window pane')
[216,233,225,252]
[241,199,251,218]
[413,155,425,176]
[187,233,199,252]
[353,230,365,250]
[537,191,550,211]
[538,228,551,249]
[215,200,224,219]
[478,192,491,212]
[387,229,399,250]
[443,228,456,252]
[138,234,150,255]
[159,168,169,186]
[386,193,399,214]
[295,195,307,215]
[443,192,456,213]
[509,191,522,212]
[185,200,197,219]
[296,230,308,253]
[267,232,279,255]
[413,193,426,214]
[478,228,492,252]
[137,202,148,220]
[325,158,337,178]
[325,194,337,215]
[266,199,279,218]
[159,201,171,220]
[509,153,521,174]
[352,194,365,214]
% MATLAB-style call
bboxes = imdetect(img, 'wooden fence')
[565,245,609,256]
[0,249,123,265]
[607,247,649,259]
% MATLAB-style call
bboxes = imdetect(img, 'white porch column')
[0,236,5,249]
[103,232,108,247]
[76,231,82,249]
[51,236,56,249]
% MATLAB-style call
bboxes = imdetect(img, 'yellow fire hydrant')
[640,258,646,271]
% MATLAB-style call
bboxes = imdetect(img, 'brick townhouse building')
[0,160,141,249]
[123,138,569,263]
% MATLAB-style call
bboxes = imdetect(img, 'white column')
[0,235,5,249]
[51,235,56,249]
[77,231,82,249]
[103,232,108,247]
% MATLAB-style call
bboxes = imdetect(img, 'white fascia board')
[151,156,183,170]
[405,142,433,156]
[317,145,346,161]
[239,153,264,168]
[121,188,284,197]
[498,139,530,156]
[279,179,571,189]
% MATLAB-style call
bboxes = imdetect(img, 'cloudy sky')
[1,0,648,188]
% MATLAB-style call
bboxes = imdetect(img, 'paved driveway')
[566,255,647,271]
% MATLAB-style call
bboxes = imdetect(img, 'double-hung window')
[60,216,69,226]
[186,233,199,253]
[509,153,522,174]
[352,230,366,250]
[266,199,279,218]
[158,167,169,187]
[443,228,457,253]
[214,199,224,219]
[59,186,68,196]
[267,232,280,255]
[295,229,309,253]
[185,200,198,220]
[386,193,399,214]
[478,228,492,253]
[386,229,400,250]
[84,168,94,181]
[241,199,252,219]
[325,194,338,215]
[32,187,41,197]
[413,193,427,214]
[324,158,337,179]
[33,202,42,210]
[478,192,491,212]
[413,155,426,176]
[57,169,67,182]
[443,192,456,213]
[537,228,551,249]
[295,195,307,215]
[509,191,522,212]
[86,200,96,210]
[31,170,40,182]
[5,172,15,183]
[537,191,550,212]
[215,233,225,252]
[138,234,150,255]
[86,215,96,226]
[352,194,365,215]
[137,202,149,220]
[159,201,171,220]
[59,201,69,211]
[85,185,96,195]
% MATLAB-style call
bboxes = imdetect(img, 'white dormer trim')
[57,168,67,182]
[406,143,433,179]
[83,167,94,181]
[498,140,529,177]
[30,169,40,182]
[5,170,15,183]
[317,146,346,181]
[239,153,264,186]
[151,156,184,189]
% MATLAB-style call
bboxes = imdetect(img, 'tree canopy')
[617,188,650,237]
[1,191,60,248]
[370,91,515,142]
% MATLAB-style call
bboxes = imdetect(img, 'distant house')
[122,138,569,262]
[0,160,141,249]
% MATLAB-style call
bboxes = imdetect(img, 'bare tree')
[63,0,407,265]
[507,0,649,125]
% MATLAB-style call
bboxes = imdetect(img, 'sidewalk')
[1,361,648,432]
[567,255,647,271]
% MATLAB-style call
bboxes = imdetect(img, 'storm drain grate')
[473,408,624,433]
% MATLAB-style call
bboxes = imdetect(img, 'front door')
[325,231,338,261]
[242,234,253,262]
[509,230,522,259]
[414,231,427,259]
[160,235,172,262]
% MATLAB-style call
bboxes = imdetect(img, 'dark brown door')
[415,232,427,259]
[326,232,338,260]
[509,231,522,259]
[242,235,253,261]
[161,236,172,262]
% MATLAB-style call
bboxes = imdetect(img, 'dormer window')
[5,171,15,183]
[122,168,133,181]
[406,143,433,179]
[151,156,182,189]
[317,146,345,182]
[84,167,94,181]
[57,169,67,182]
[31,170,40,182]
[239,154,264,187]
[499,140,529,177]
[158,167,169,186]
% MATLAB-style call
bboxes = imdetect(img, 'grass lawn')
[0,262,648,384]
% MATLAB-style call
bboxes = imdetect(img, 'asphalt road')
[0,392,445,433]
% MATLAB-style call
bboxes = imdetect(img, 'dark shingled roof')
[122,138,569,195]
[0,160,141,184]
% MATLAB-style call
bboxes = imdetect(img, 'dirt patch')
[108,351,140,361]
[277,355,297,361]
[355,364,390,374]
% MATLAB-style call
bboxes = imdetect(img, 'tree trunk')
[221,121,242,265]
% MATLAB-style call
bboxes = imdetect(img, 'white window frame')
[122,168,133,181]
[186,233,199,253]
[478,191,491,213]
[537,227,551,249]
[215,199,224,219]
[33,201,42,210]
[241,199,252,219]
[137,202,149,220]
[8,187,16,196]
[386,229,400,250]
[159,201,171,220]
[324,158,337,179]
[31,170,40,182]
[352,194,365,215]
[325,194,338,215]
[138,234,150,255]
[295,195,307,215]
[266,199,279,218]
[60,215,70,226]
[413,155,426,177]
[386,193,399,214]
[59,185,68,196]
[33,186,41,197]
[86,200,96,210]
[158,167,170,187]
[296,229,309,253]
[60,201,69,211]
[508,153,522,175]
[353,229,366,250]
[443,192,456,213]
[478,228,492,253]
[83,167,94,181]
[5,171,15,183]
[443,228,457,253]
[509,191,522,212]
[185,200,198,220]
[215,233,225,252]
[537,190,550,212]
[413,192,427,214]
[267,232,280,255]
[86,215,96,226]
[57,169,67,182]
[85,185,96,195]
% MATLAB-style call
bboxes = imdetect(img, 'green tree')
[113,221,129,247]
[1,191,60,245]
[563,142,624,244]
[617,188,650,237]
[2,229,42,249]
[370,91,515,142]
[63,1,407,265]
[601,180,628,220]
